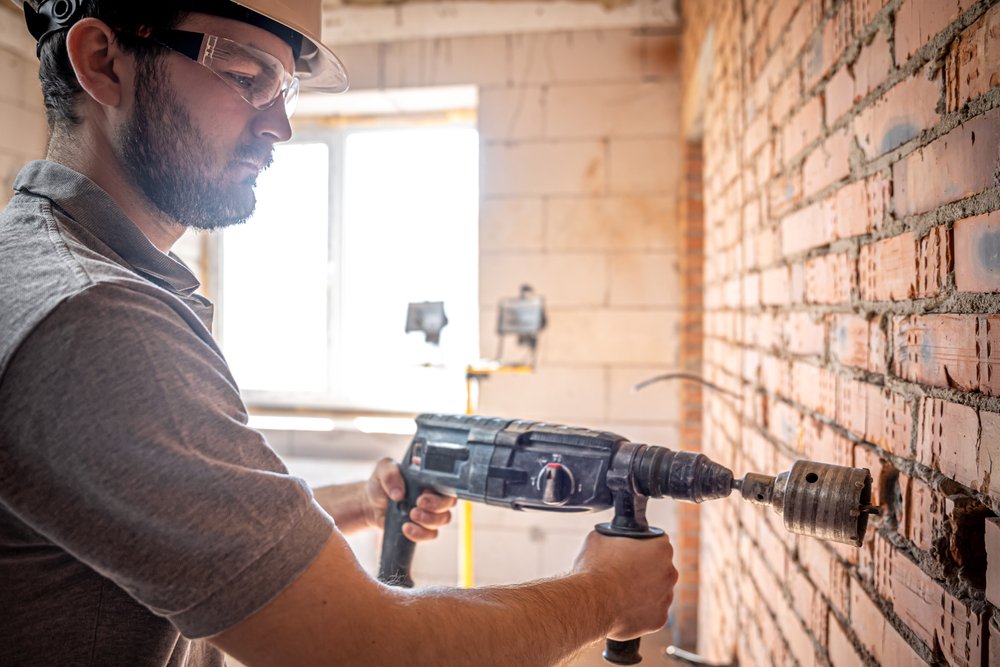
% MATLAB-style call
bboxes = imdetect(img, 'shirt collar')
[13,160,202,296]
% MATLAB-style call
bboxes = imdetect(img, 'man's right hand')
[572,530,679,641]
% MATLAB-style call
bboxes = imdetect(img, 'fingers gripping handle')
[378,496,417,588]
[595,492,664,665]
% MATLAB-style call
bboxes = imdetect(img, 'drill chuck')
[631,447,735,503]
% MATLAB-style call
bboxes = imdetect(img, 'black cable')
[632,372,742,399]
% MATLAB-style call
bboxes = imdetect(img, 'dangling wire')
[632,372,742,399]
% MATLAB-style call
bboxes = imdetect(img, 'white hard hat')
[11,0,349,93]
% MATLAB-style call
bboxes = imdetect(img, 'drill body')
[378,413,873,665]
[378,414,734,585]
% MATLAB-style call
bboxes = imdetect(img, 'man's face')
[114,14,294,230]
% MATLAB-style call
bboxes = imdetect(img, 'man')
[0,1,679,665]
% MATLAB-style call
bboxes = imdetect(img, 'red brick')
[858,228,950,300]
[854,444,888,507]
[802,416,853,466]
[891,550,985,665]
[895,0,978,64]
[991,622,1000,667]
[829,314,886,372]
[782,95,824,162]
[792,361,837,418]
[903,474,945,551]
[852,0,891,32]
[850,579,886,659]
[852,29,893,103]
[761,266,791,305]
[826,67,855,126]
[769,398,803,448]
[804,2,856,90]
[803,127,851,197]
[894,105,1000,217]
[771,67,802,125]
[837,376,869,440]
[800,538,850,615]
[769,168,804,218]
[783,312,826,356]
[788,564,827,642]
[827,613,863,666]
[804,252,852,304]
[881,623,928,667]
[744,108,770,160]
[854,68,942,159]
[893,314,1000,396]
[954,210,1000,293]
[982,411,999,502]
[866,386,912,456]
[947,1,1000,111]
[987,517,1000,607]
[781,200,829,256]
[832,173,890,238]
[918,397,980,489]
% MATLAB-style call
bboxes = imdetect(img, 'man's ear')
[64,18,127,109]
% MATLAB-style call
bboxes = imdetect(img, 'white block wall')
[333,28,685,592]
[0,6,48,204]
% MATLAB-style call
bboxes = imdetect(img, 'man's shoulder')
[0,197,205,378]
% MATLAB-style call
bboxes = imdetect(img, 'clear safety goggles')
[138,27,300,117]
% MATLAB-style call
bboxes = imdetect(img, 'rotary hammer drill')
[377,413,876,665]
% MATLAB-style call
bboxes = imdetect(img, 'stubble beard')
[115,56,273,231]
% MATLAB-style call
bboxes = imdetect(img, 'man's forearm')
[312,482,372,534]
[213,535,617,667]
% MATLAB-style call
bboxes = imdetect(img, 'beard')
[115,56,273,230]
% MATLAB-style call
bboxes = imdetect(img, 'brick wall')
[0,5,48,202]
[684,0,1000,664]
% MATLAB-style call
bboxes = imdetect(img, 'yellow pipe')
[457,363,536,589]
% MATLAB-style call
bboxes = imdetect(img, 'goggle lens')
[199,35,300,116]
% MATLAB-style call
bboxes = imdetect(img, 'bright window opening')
[219,112,479,414]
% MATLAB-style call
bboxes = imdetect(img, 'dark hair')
[34,1,189,130]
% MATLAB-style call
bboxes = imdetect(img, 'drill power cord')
[632,372,742,399]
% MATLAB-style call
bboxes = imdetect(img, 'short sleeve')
[0,282,335,638]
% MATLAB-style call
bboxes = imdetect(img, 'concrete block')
[607,252,681,308]
[545,195,678,253]
[476,366,606,423]
[481,140,605,196]
[473,525,545,584]
[508,28,648,86]
[478,253,607,307]
[608,137,681,195]
[381,35,508,88]
[541,309,680,365]
[606,367,681,423]
[0,102,46,158]
[0,10,37,57]
[545,81,681,139]
[329,43,382,90]
[478,86,546,141]
[479,197,545,253]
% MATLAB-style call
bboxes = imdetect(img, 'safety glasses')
[135,27,300,117]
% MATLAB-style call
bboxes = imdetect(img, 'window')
[218,116,479,414]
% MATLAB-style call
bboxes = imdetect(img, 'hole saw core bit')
[641,451,875,546]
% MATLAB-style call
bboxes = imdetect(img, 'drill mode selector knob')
[539,463,575,505]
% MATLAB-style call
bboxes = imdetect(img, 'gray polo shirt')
[0,160,335,666]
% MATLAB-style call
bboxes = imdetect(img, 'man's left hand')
[364,457,456,541]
